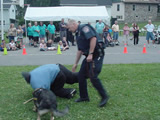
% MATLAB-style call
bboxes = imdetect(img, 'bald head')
[67,19,78,32]
[148,20,152,24]
[115,21,118,25]
[99,20,102,23]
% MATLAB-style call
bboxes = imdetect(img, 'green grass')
[0,64,160,120]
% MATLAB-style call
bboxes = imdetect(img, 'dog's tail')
[53,106,69,117]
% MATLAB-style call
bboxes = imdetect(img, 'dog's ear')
[22,72,30,84]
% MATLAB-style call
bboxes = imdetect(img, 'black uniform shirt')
[76,24,97,53]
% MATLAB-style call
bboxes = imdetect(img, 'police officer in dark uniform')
[67,19,109,107]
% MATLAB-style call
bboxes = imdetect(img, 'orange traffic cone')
[142,44,147,54]
[22,45,27,55]
[123,43,128,54]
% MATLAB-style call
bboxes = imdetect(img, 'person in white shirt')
[144,20,156,48]
[9,40,17,51]
[112,21,119,45]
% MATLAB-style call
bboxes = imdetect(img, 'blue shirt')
[27,27,33,36]
[30,64,60,90]
[39,24,46,35]
[95,22,105,34]
[32,25,40,37]
[47,24,56,34]
[76,24,100,53]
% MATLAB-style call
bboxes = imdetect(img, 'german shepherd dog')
[33,88,69,120]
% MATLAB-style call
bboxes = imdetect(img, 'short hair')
[67,19,77,25]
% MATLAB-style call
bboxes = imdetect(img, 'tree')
[16,0,60,25]
[25,0,60,7]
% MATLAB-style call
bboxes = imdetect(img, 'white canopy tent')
[24,6,110,23]
[24,6,110,43]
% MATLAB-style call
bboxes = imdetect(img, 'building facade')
[112,0,160,23]
[0,0,17,32]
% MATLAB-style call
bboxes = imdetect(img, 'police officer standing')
[67,19,109,107]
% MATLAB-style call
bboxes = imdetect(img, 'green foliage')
[0,64,160,120]
[25,0,60,7]
[16,0,60,25]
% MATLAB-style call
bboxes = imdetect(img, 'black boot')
[99,96,109,107]
[75,97,90,102]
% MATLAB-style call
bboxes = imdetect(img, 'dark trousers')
[134,33,139,45]
[50,64,78,98]
[67,30,75,45]
[78,56,108,99]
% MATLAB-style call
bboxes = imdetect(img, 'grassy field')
[0,64,160,120]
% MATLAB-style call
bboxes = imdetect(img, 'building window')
[148,5,151,11]
[0,20,5,25]
[133,5,136,11]
[158,5,160,13]
[116,15,123,19]
[117,4,120,11]
[12,10,14,12]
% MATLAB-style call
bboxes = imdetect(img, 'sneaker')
[147,45,150,48]
[67,89,77,99]
[75,97,90,102]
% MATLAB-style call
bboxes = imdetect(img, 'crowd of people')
[0,19,157,52]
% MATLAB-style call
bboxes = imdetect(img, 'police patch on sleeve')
[82,26,90,33]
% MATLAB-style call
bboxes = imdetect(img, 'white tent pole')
[1,0,4,40]
[25,20,27,44]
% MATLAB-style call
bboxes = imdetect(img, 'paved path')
[0,37,160,66]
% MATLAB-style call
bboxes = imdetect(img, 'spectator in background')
[39,21,46,42]
[123,23,130,45]
[9,40,17,51]
[0,40,6,51]
[7,23,16,42]
[17,25,23,47]
[39,40,47,51]
[27,23,33,46]
[95,20,105,39]
[58,40,69,51]
[22,24,26,36]
[32,21,40,47]
[67,28,75,46]
[59,18,69,47]
[112,20,119,45]
[130,23,134,40]
[103,25,114,47]
[133,23,139,45]
[78,21,81,25]
[47,39,56,51]
[47,21,56,43]
[144,20,156,48]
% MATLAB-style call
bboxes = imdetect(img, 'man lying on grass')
[22,64,78,99]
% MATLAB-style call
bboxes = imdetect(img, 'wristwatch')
[89,52,94,55]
